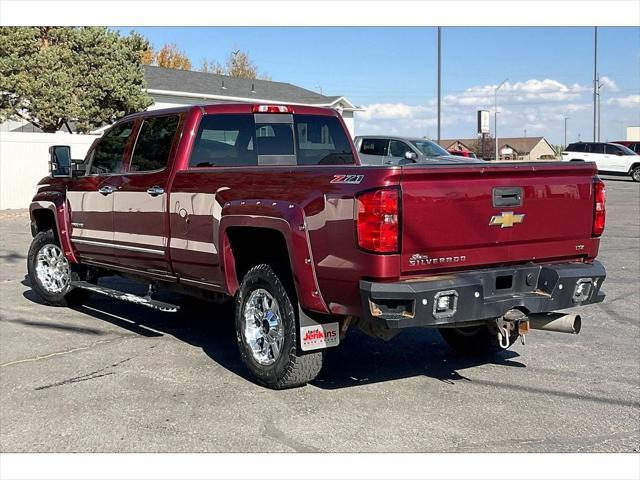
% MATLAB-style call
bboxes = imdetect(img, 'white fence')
[0,132,99,210]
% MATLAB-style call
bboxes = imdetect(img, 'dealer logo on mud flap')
[300,322,340,351]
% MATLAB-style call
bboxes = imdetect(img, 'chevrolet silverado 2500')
[28,103,607,389]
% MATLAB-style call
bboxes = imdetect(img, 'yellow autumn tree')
[143,43,191,70]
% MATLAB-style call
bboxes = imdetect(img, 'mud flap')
[297,305,339,352]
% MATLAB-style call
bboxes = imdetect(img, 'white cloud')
[607,95,640,108]
[357,103,431,121]
[355,76,637,143]
[599,76,619,92]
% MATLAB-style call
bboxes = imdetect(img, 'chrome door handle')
[146,186,165,197]
[98,186,115,196]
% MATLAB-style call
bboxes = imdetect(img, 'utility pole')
[494,78,508,161]
[593,26,598,142]
[564,116,570,148]
[437,27,441,142]
[597,76,602,142]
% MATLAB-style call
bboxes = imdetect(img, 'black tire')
[438,323,519,356]
[235,264,324,389]
[27,230,93,307]
[630,165,640,182]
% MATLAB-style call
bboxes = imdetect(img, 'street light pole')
[437,27,441,143]
[593,26,598,142]
[564,116,570,149]
[494,78,508,161]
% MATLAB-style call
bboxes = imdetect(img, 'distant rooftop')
[438,136,548,154]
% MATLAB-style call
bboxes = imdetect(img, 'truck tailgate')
[400,162,599,275]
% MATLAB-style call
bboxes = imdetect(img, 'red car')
[447,149,478,158]
[29,103,606,389]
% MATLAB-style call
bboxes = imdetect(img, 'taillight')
[593,179,606,237]
[252,104,293,113]
[356,188,400,253]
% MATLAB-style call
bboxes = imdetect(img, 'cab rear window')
[188,113,354,167]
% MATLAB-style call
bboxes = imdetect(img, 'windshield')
[410,140,449,157]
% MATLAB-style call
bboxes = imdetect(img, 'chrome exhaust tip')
[527,312,581,334]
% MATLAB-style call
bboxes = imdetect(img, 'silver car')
[353,135,484,165]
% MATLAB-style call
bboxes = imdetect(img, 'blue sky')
[126,27,639,144]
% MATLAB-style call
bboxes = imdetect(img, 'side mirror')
[49,145,72,177]
[404,151,418,161]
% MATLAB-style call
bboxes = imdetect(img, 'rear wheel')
[438,322,519,356]
[27,230,93,307]
[630,165,640,182]
[235,264,324,389]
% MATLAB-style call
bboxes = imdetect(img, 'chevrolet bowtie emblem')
[489,211,525,228]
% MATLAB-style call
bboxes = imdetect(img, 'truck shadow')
[21,276,524,389]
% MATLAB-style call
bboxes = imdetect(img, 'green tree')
[0,27,153,133]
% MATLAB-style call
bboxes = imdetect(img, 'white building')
[144,66,362,136]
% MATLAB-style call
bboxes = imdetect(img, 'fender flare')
[218,202,329,314]
[29,197,78,264]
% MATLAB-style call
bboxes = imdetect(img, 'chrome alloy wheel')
[35,244,71,294]
[243,288,284,365]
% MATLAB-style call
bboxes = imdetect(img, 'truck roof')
[120,103,339,122]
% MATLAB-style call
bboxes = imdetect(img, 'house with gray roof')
[144,66,363,136]
[2,66,363,136]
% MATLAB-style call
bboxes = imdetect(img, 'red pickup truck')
[28,103,606,389]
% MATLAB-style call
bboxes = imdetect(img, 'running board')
[71,281,179,313]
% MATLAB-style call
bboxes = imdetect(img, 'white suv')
[562,142,640,182]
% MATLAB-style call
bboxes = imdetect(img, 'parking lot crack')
[34,357,134,391]
[0,334,139,368]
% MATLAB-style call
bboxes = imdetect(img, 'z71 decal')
[330,174,364,184]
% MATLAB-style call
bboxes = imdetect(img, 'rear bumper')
[359,261,606,329]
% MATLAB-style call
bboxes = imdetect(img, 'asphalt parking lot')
[0,176,638,453]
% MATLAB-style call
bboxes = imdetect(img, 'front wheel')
[235,264,324,389]
[630,166,640,182]
[27,230,93,307]
[438,323,519,356]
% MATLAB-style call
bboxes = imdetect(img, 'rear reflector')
[356,188,399,253]
[593,179,606,237]
[252,104,293,113]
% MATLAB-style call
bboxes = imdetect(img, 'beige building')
[438,136,557,161]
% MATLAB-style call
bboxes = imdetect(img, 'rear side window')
[567,143,585,153]
[590,143,605,154]
[189,114,257,167]
[130,115,180,172]
[89,121,135,174]
[360,138,387,156]
[294,115,354,165]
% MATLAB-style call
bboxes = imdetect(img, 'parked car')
[447,149,478,158]
[28,104,606,389]
[354,135,483,165]
[562,141,640,182]
[612,140,640,155]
